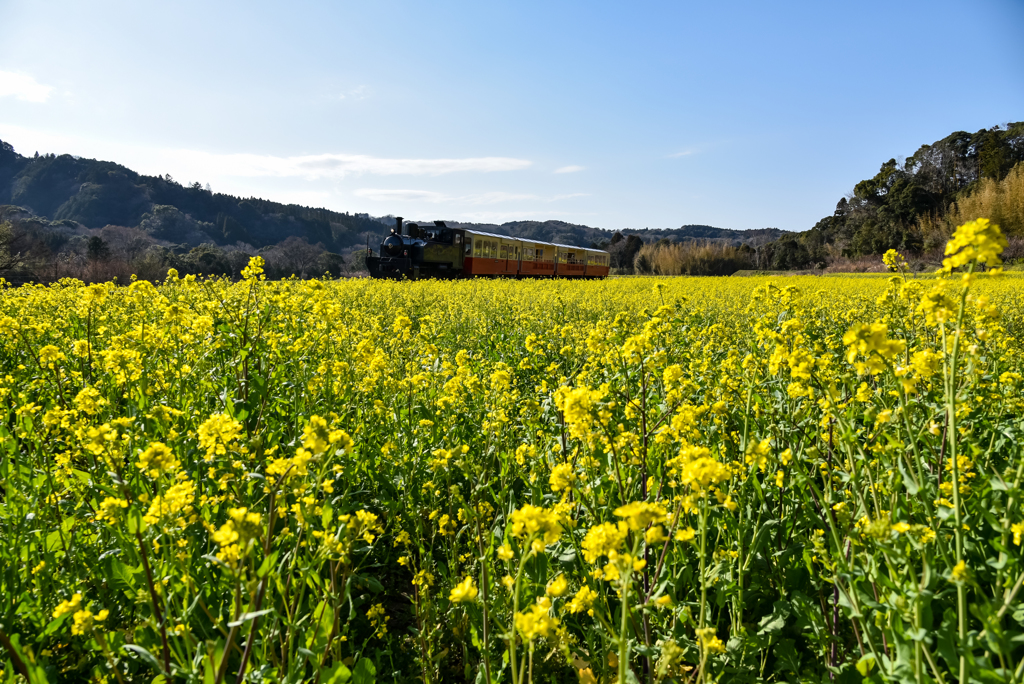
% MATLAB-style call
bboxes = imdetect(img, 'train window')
[500,244,507,259]
[465,238,472,255]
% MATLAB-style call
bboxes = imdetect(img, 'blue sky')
[1,0,1022,232]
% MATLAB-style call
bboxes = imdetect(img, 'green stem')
[943,261,974,684]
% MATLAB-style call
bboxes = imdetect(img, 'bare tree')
[262,236,324,278]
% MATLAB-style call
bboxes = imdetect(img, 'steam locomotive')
[365,217,610,280]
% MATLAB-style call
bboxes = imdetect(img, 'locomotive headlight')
[382,235,404,257]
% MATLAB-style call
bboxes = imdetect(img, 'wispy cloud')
[554,165,585,173]
[353,189,447,203]
[454,210,578,222]
[668,149,697,158]
[336,85,371,101]
[0,71,54,103]
[158,149,532,179]
[354,189,587,205]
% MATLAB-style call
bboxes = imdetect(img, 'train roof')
[462,229,607,253]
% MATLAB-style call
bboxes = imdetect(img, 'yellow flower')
[581,521,629,563]
[71,609,97,635]
[568,586,598,614]
[509,504,562,545]
[675,527,696,542]
[143,480,197,526]
[449,576,478,603]
[843,322,906,372]
[614,501,668,531]
[645,525,669,544]
[951,560,968,583]
[137,442,179,478]
[1012,522,1024,546]
[696,627,726,654]
[197,413,244,461]
[546,575,569,597]
[550,463,577,493]
[53,593,83,619]
[514,600,559,641]
[95,496,129,523]
[883,249,908,272]
[941,218,1007,273]
[891,522,911,534]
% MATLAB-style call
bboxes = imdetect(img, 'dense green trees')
[782,122,1024,268]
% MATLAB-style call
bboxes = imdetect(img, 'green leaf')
[256,551,279,579]
[228,609,274,628]
[757,599,790,636]
[352,658,376,684]
[306,600,334,654]
[123,643,166,675]
[108,559,138,597]
[898,458,920,495]
[322,663,352,684]
[856,654,876,677]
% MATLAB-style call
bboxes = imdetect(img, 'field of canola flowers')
[1,220,1023,684]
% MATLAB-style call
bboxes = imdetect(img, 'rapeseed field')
[1,220,1023,684]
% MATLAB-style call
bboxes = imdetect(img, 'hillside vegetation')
[772,122,1024,270]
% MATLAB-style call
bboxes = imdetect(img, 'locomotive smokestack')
[396,216,404,235]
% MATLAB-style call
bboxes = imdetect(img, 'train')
[365,217,610,280]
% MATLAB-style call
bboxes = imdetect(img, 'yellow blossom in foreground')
[515,599,559,641]
[581,521,629,563]
[614,501,668,531]
[696,627,726,654]
[546,575,569,597]
[509,504,562,545]
[53,593,83,619]
[137,441,179,478]
[143,480,196,526]
[942,218,1007,273]
[568,586,598,614]
[449,576,478,603]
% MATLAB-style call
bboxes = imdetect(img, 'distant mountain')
[398,218,786,248]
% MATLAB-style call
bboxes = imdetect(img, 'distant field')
[2,261,1023,683]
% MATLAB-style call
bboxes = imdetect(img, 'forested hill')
[434,219,785,248]
[764,121,1024,269]
[0,139,385,251]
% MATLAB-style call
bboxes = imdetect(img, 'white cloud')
[554,165,585,173]
[0,124,531,179]
[0,71,54,103]
[161,149,532,179]
[668,149,697,158]
[454,210,578,222]
[353,188,448,203]
[354,189,586,206]
[354,189,535,204]
[336,85,371,101]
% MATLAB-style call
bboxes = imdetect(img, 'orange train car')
[367,217,609,280]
